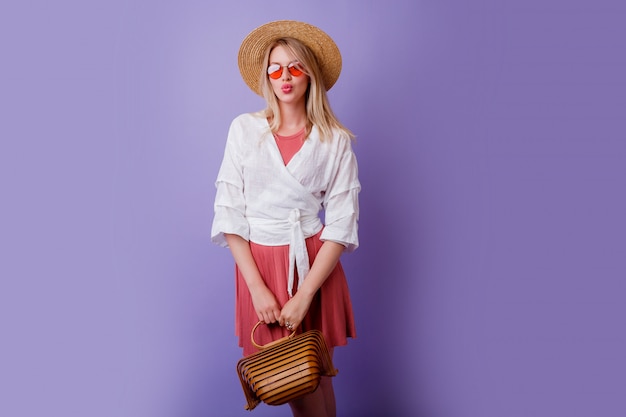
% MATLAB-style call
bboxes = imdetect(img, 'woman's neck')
[277,102,307,135]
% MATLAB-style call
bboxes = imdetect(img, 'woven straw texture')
[238,20,342,96]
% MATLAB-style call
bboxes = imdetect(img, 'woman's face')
[267,45,309,106]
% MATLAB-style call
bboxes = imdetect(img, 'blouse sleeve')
[211,118,249,247]
[320,138,361,252]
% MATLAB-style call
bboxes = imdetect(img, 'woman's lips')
[281,84,293,93]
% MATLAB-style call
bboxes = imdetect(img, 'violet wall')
[1,0,624,416]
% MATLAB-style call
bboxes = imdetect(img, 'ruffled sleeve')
[211,117,249,247]
[320,137,360,252]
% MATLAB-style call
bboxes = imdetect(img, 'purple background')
[1,0,625,416]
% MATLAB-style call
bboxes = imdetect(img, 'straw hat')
[238,20,342,96]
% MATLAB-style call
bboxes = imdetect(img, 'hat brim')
[238,20,342,96]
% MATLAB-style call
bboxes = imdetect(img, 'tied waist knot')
[245,210,321,296]
[287,208,310,297]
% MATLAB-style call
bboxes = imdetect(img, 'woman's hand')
[249,283,282,324]
[279,291,314,331]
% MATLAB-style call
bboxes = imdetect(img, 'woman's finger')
[267,311,278,323]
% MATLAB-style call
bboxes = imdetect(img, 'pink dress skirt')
[235,229,357,356]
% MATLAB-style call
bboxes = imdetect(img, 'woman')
[211,20,360,417]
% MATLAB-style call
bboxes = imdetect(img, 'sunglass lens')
[288,63,303,77]
[267,64,282,79]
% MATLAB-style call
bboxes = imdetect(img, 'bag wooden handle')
[250,320,297,350]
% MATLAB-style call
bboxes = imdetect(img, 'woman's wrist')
[295,282,318,300]
[246,278,268,294]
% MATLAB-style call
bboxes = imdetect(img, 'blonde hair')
[258,38,354,141]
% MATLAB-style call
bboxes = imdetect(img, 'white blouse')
[211,112,360,295]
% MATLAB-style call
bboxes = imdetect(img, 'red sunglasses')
[267,62,305,79]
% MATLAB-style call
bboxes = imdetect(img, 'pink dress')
[235,129,357,356]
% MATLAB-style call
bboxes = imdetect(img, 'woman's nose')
[281,66,292,81]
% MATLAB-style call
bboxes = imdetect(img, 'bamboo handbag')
[236,321,338,411]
